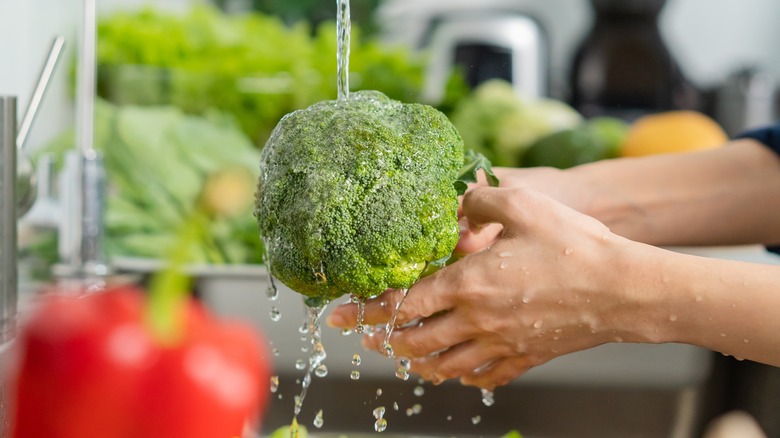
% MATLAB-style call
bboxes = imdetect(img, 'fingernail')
[326,313,345,328]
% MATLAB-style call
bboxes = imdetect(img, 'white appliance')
[377,0,548,104]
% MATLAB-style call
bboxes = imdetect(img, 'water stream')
[336,0,351,100]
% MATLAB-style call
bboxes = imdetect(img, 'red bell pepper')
[6,284,271,438]
[6,170,271,437]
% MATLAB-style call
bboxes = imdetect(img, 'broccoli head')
[254,90,465,301]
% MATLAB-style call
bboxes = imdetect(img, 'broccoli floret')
[254,90,465,301]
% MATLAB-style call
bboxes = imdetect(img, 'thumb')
[462,186,527,232]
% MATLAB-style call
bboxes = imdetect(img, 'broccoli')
[255,90,495,301]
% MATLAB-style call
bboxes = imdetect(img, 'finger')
[327,279,454,329]
[455,219,502,255]
[459,357,532,390]
[361,311,473,359]
[405,340,515,384]
[462,187,528,231]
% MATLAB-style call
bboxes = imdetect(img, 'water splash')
[294,300,329,417]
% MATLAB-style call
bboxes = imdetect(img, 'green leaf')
[454,150,500,195]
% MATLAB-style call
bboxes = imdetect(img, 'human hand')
[329,186,642,390]
[456,167,593,255]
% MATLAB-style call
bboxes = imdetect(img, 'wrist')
[599,238,675,344]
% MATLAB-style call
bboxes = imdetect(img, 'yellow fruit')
[620,110,728,157]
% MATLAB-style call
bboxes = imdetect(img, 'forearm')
[619,242,780,366]
[568,140,780,246]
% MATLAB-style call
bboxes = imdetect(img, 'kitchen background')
[3,0,780,153]
[2,0,780,437]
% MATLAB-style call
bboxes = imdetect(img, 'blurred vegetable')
[620,110,727,157]
[96,5,440,147]
[38,99,263,265]
[9,177,272,437]
[522,117,629,169]
[9,285,270,438]
[450,79,582,167]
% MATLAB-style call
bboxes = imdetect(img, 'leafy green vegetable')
[454,149,500,196]
[255,90,466,300]
[521,117,629,169]
[450,79,582,166]
[35,100,263,266]
[96,5,441,147]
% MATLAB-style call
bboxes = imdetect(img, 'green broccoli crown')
[255,90,464,301]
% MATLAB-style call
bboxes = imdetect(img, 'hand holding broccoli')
[255,90,496,301]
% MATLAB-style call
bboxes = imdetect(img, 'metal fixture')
[1,96,18,347]
[16,36,65,218]
[55,0,110,279]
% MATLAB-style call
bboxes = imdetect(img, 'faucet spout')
[1,96,18,345]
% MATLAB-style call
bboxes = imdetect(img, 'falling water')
[336,0,351,100]
[382,288,410,357]
[293,301,329,418]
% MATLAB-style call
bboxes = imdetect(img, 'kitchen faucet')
[1,0,106,395]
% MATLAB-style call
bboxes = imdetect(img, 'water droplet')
[601,234,610,241]
[374,418,388,432]
[272,347,280,356]
[533,320,543,329]
[356,324,365,334]
[522,297,530,304]
[313,409,324,428]
[393,402,399,411]
[564,247,573,255]
[395,368,410,381]
[447,415,452,421]
[553,336,560,341]
[270,375,279,393]
[555,328,562,333]
[315,364,328,378]
[301,346,309,353]
[383,343,394,357]
[376,388,383,397]
[669,314,678,322]
[414,386,425,396]
[471,415,482,425]
[720,333,727,337]
[294,395,303,416]
[498,251,513,258]
[405,407,414,416]
[373,406,386,419]
[295,359,306,370]
[412,403,422,414]
[614,336,624,343]
[350,370,361,380]
[695,295,703,302]
[266,284,279,301]
[352,353,362,366]
[481,388,495,406]
[744,339,750,344]
[499,260,508,269]
[270,306,281,322]
[731,304,737,309]
[341,328,353,336]
[662,276,670,284]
